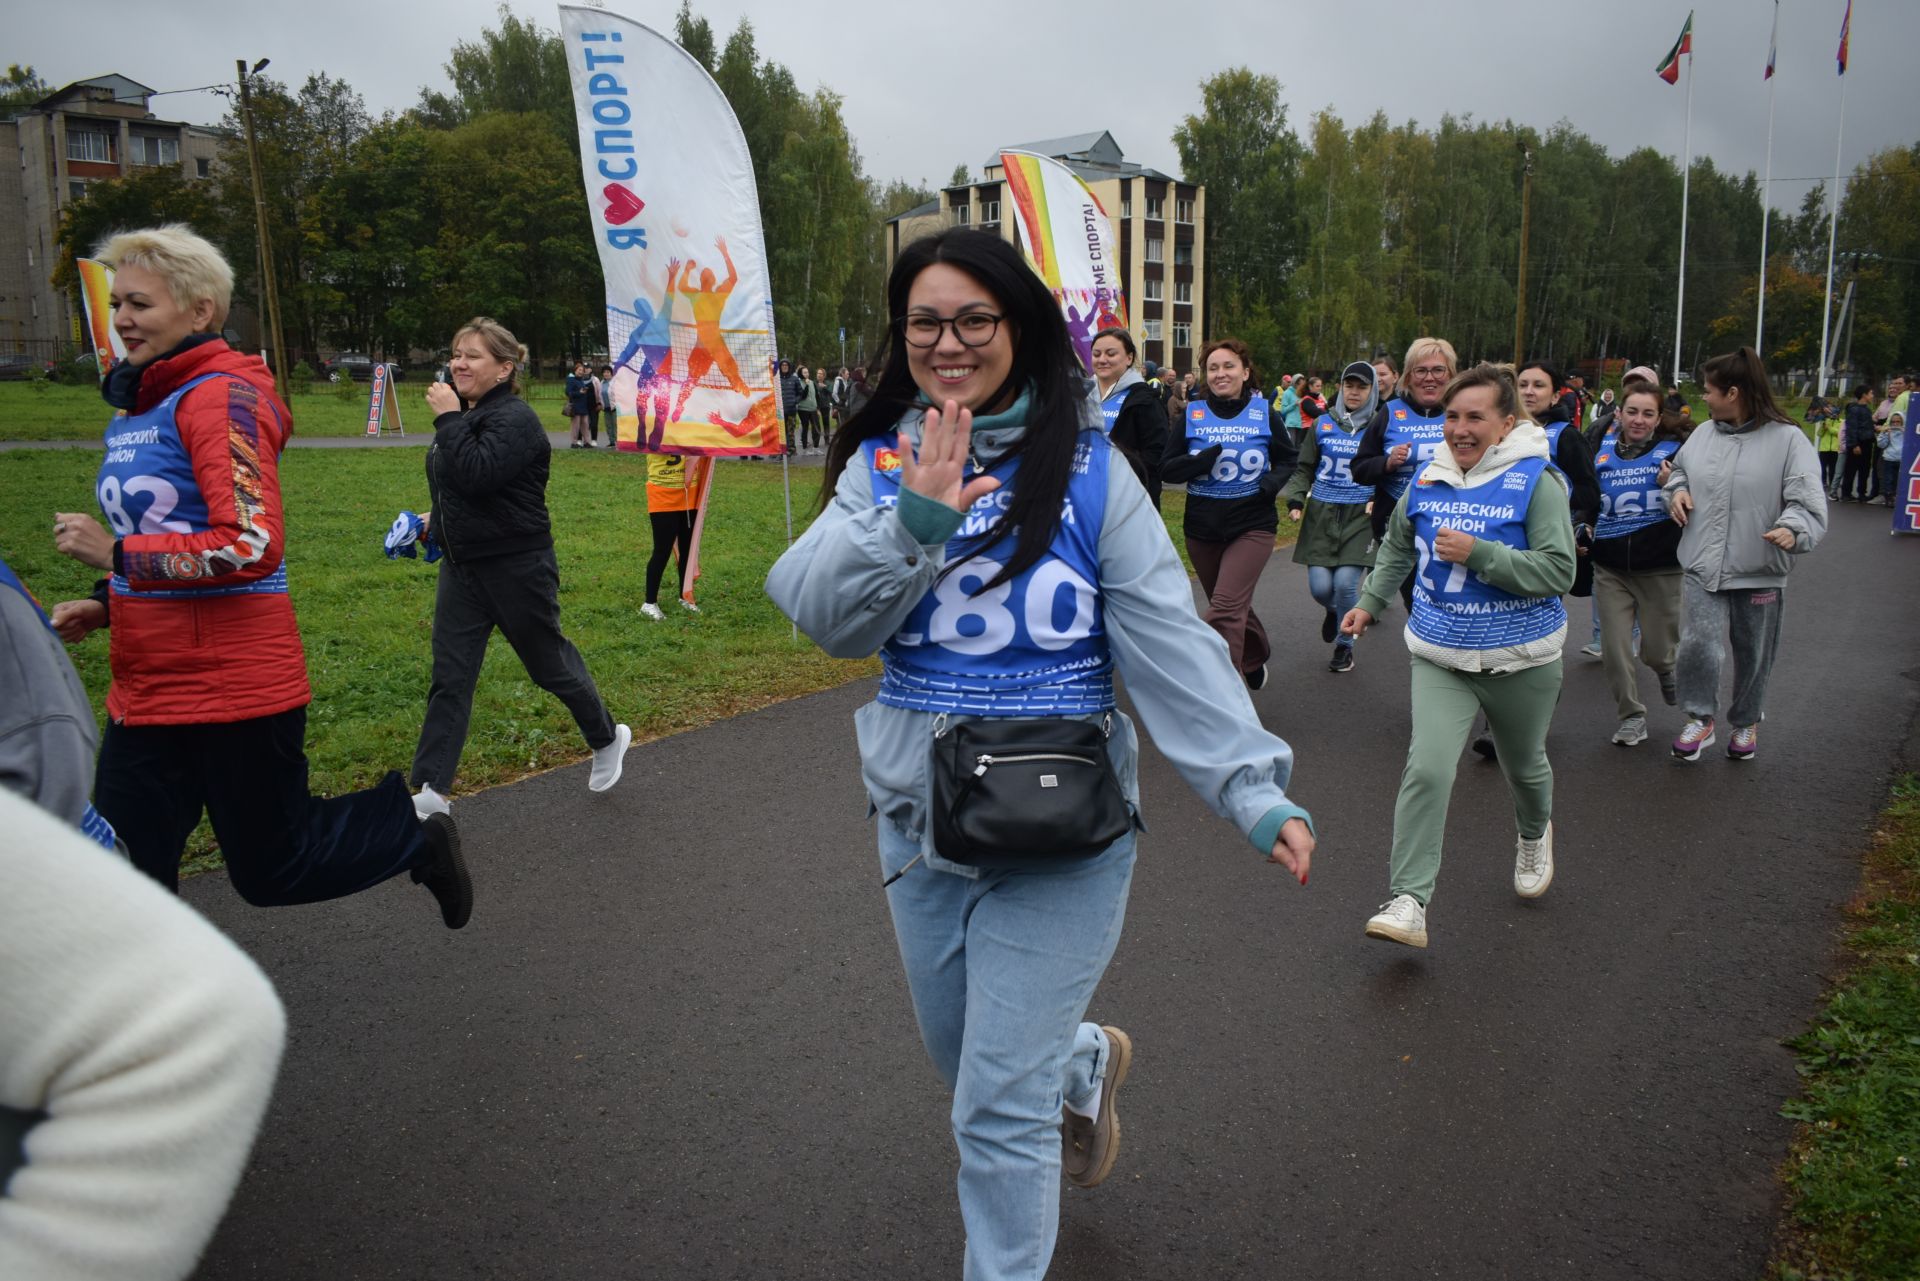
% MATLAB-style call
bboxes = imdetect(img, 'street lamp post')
[236,58,289,403]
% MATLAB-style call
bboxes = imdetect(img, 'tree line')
[50,4,925,375]
[1178,68,1919,386]
[43,32,1917,386]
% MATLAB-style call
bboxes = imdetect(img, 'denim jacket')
[765,398,1312,879]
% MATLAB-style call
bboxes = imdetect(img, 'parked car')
[324,353,403,383]
[0,353,38,381]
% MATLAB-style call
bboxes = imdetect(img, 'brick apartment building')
[0,74,225,356]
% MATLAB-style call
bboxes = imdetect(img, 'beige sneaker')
[1514,822,1554,898]
[1062,1026,1132,1189]
[1365,894,1428,948]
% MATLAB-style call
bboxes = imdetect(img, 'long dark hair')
[1699,347,1788,426]
[821,228,1085,593]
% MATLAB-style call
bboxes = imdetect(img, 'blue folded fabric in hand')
[383,510,441,562]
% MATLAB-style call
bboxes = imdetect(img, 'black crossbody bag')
[927,712,1131,871]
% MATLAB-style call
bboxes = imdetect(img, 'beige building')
[885,131,1206,375]
[0,74,225,355]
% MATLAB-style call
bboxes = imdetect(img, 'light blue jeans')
[1307,564,1365,647]
[880,819,1135,1281]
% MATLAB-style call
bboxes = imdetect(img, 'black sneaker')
[1471,735,1498,761]
[1321,609,1338,643]
[1328,644,1354,674]
[1245,663,1268,692]
[413,812,472,929]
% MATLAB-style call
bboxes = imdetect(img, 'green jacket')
[1280,423,1376,568]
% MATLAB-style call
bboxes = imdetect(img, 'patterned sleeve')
[118,378,285,589]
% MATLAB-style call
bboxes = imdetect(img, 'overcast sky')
[21,0,1917,215]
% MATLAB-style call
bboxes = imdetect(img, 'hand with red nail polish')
[1268,817,1314,884]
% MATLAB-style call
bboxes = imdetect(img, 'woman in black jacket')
[565,360,597,448]
[411,318,629,817]
[1159,337,1296,689]
[1089,327,1167,508]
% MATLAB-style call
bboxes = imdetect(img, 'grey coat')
[1664,418,1827,591]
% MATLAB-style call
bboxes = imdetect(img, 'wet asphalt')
[184,500,1920,1280]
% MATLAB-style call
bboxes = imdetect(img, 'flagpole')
[1815,71,1848,400]
[1673,46,1694,386]
[1755,64,1777,350]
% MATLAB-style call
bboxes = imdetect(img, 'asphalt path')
[185,501,1919,1280]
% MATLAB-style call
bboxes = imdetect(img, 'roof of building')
[882,196,942,226]
[982,131,1184,185]
[34,74,157,113]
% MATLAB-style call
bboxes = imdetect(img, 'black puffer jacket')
[426,383,553,562]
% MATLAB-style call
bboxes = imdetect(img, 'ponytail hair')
[1698,346,1785,426]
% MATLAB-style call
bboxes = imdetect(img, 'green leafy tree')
[52,169,223,296]
[1173,68,1304,376]
[0,64,50,114]
[417,4,573,145]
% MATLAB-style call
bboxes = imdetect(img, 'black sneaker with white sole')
[1321,609,1338,643]
[1328,644,1354,674]
[413,812,472,929]
[1245,663,1268,691]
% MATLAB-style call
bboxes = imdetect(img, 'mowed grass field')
[0,414,1232,840]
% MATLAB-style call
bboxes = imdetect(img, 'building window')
[1176,198,1195,223]
[1120,197,1132,219]
[196,156,211,178]
[66,130,114,163]
[69,181,88,202]
[1172,322,1192,349]
[979,199,1000,224]
[131,135,179,167]
[1175,281,1193,304]
[1174,243,1194,266]
[1145,237,1163,264]
[1142,318,1163,342]
[1145,195,1164,219]
[954,204,969,226]
[1143,279,1162,301]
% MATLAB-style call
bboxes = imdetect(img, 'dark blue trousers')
[95,707,427,903]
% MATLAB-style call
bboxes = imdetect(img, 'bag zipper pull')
[973,754,992,777]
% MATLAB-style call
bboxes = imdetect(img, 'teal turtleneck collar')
[903,389,1034,468]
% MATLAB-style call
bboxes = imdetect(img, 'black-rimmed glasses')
[898,312,1003,349]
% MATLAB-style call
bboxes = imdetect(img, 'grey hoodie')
[1663,417,1826,591]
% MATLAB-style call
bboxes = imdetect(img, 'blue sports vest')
[98,373,290,601]
[1381,398,1448,500]
[1308,416,1371,505]
[1098,386,1128,435]
[1183,394,1272,500]
[867,432,1114,716]
[0,558,119,852]
[1540,419,1572,455]
[1593,434,1681,540]
[1406,456,1568,649]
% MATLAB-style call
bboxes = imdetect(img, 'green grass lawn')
[1772,776,1920,1281]
[2,439,1227,829]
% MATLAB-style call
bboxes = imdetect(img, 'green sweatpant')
[1390,655,1562,906]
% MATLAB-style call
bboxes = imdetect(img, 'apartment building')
[884,131,1205,374]
[0,74,225,353]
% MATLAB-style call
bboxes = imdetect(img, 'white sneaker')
[412,784,451,820]
[1514,822,1554,898]
[1611,715,1648,746]
[640,602,665,621]
[679,598,700,613]
[588,724,632,792]
[1364,894,1428,948]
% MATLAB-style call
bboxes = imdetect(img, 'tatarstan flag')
[1657,11,1694,84]
[1837,0,1851,74]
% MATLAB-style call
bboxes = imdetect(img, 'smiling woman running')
[1342,364,1575,949]
[767,228,1313,1280]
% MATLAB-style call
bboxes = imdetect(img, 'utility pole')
[236,59,289,403]
[1513,145,1533,366]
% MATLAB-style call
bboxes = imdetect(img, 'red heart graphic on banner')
[603,184,645,226]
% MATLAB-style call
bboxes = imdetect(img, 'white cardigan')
[0,791,285,1281]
